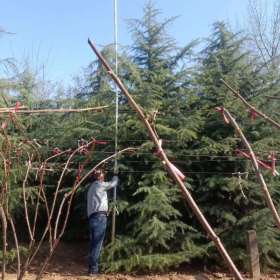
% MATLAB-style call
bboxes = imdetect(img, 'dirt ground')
[2,273,235,280]
[5,272,280,280]
[4,242,280,280]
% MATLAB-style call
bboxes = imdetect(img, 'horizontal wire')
[26,138,280,154]
[32,160,280,168]
[31,167,256,176]
[101,170,256,175]
[26,137,280,146]
[12,150,279,159]
[10,148,280,161]
[24,144,280,155]
[91,150,280,158]
[33,162,280,169]
[20,150,280,160]
[116,160,254,163]
[64,138,280,146]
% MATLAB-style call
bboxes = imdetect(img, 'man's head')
[92,169,105,182]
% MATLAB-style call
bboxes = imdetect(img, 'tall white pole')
[111,0,118,243]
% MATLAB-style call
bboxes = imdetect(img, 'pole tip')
[88,38,96,49]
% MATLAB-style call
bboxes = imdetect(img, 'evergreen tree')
[2,5,280,274]
[99,1,205,272]
[193,21,280,270]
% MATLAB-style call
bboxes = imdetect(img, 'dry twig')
[0,106,108,114]
[223,108,280,230]
[221,79,280,130]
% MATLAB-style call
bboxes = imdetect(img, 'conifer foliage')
[1,1,280,275]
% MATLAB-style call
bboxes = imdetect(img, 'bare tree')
[247,0,280,69]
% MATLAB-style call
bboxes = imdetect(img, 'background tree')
[247,0,280,70]
[1,1,280,274]
[97,1,206,271]
[193,21,280,270]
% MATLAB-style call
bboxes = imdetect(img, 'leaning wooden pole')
[0,206,7,280]
[221,79,280,130]
[88,38,244,280]
[0,105,108,114]
[223,108,280,230]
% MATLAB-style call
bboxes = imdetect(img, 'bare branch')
[0,106,108,114]
[36,147,136,280]
[7,215,21,278]
[22,158,34,241]
[221,79,280,129]
[0,206,7,280]
[223,108,280,230]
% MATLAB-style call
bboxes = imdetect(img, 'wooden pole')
[223,108,280,230]
[88,38,244,280]
[0,105,108,114]
[221,79,280,130]
[246,230,261,280]
[0,206,7,280]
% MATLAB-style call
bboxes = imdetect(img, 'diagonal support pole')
[221,79,280,130]
[223,108,280,230]
[88,38,244,280]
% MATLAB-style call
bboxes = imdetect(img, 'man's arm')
[101,176,119,191]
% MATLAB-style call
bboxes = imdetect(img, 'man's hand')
[113,168,119,175]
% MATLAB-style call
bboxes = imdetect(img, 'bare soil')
[4,242,280,280]
[5,272,280,280]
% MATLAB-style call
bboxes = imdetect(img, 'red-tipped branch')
[221,79,280,130]
[222,108,280,230]
[35,147,136,280]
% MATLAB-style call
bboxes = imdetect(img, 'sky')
[0,0,248,86]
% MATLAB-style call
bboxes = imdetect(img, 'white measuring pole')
[111,0,118,243]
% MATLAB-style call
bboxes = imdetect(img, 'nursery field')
[2,1,280,280]
[4,243,280,280]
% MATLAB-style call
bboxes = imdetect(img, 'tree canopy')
[1,0,280,275]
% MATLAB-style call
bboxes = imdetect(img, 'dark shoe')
[88,272,99,277]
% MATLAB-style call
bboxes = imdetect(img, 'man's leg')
[88,224,95,273]
[88,214,107,274]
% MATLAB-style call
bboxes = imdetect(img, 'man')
[87,169,119,276]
